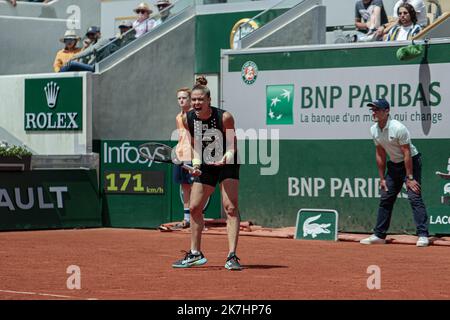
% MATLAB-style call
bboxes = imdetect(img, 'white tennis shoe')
[416,236,429,247]
[360,234,386,245]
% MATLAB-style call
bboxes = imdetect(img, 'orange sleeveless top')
[175,113,192,162]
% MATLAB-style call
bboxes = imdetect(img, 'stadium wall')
[92,18,196,141]
[0,169,101,231]
[242,3,326,48]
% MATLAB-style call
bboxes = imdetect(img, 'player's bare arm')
[213,111,236,166]
[223,111,237,160]
[180,112,201,176]
[182,112,203,176]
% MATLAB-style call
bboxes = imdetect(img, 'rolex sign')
[24,77,83,131]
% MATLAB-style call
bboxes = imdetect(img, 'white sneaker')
[416,236,429,247]
[358,33,376,42]
[360,234,386,245]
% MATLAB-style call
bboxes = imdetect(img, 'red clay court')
[1,228,450,300]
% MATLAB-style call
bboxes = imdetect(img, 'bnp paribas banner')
[24,77,83,131]
[221,41,450,233]
[222,42,450,140]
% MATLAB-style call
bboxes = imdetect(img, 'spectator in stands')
[393,0,427,26]
[376,0,427,40]
[53,30,82,72]
[60,22,135,72]
[8,0,50,5]
[132,2,156,38]
[203,0,227,3]
[355,0,389,36]
[119,20,134,35]
[113,21,136,47]
[385,3,422,41]
[95,21,136,60]
[154,0,172,27]
[11,0,54,5]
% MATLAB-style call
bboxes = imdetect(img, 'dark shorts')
[173,164,194,185]
[193,164,240,187]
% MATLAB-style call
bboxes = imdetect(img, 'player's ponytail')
[195,75,208,86]
[192,75,210,98]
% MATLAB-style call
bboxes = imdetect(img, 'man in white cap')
[117,20,133,35]
[103,20,136,56]
[154,0,172,27]
[360,99,429,247]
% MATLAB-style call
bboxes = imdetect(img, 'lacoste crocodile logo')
[303,214,331,238]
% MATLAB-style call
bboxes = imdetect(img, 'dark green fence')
[0,169,101,231]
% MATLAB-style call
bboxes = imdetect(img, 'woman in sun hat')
[53,30,82,72]
[132,2,156,38]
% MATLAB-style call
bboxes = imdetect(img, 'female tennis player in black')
[172,82,242,270]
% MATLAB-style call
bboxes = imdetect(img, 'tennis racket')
[138,142,199,173]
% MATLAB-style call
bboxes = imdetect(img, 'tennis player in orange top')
[172,87,194,229]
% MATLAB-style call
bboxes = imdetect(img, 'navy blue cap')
[367,98,390,109]
[86,26,100,35]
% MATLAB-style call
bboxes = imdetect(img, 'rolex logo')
[44,81,60,109]
[25,77,82,131]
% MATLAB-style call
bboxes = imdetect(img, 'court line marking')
[0,289,98,300]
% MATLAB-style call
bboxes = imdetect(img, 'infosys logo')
[103,142,160,167]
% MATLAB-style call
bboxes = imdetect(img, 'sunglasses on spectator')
[64,39,76,43]
[136,10,148,14]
